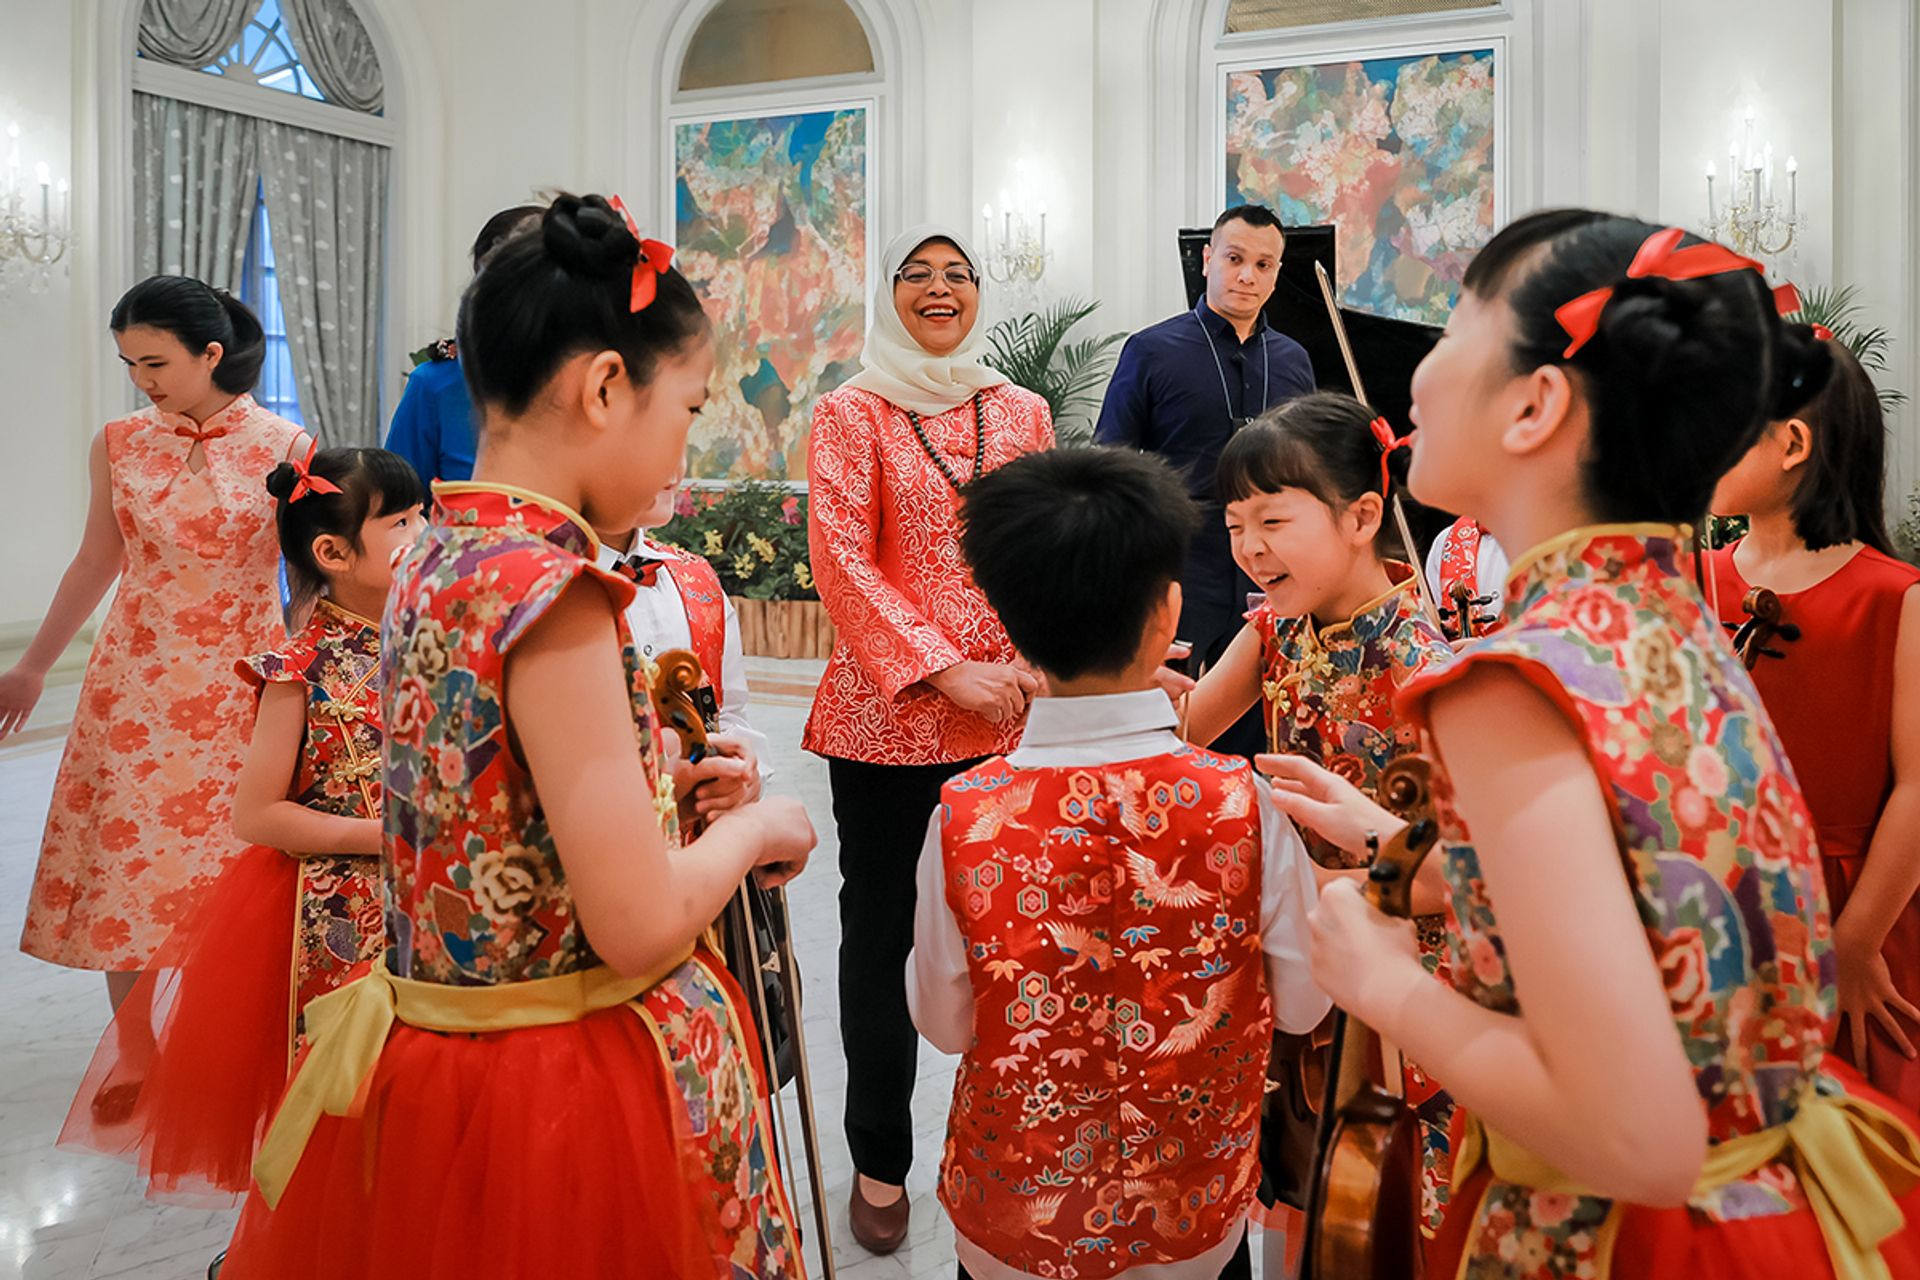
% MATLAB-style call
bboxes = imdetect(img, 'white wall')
[0,0,86,661]
[1657,0,1833,283]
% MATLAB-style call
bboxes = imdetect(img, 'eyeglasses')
[895,263,979,288]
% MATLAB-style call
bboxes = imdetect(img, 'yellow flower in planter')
[702,529,724,557]
[733,552,759,581]
[747,532,777,564]
[794,561,814,591]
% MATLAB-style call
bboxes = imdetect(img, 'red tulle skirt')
[217,1005,726,1279]
[1428,1062,1920,1278]
[59,845,299,1207]
[1825,848,1920,1108]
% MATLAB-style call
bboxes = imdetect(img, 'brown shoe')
[848,1178,909,1255]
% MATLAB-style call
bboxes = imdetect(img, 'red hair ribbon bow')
[1554,226,1773,358]
[1810,323,1835,342]
[606,195,676,314]
[287,439,341,504]
[1368,415,1413,497]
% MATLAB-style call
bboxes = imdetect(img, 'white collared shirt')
[906,689,1331,1280]
[595,537,769,769]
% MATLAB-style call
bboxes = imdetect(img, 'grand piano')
[1178,225,1457,555]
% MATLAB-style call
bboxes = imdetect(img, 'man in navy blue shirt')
[1095,205,1315,731]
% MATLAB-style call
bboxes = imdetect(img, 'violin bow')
[648,652,837,1277]
[1313,262,1449,637]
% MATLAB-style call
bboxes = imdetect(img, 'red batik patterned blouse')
[805,383,1054,766]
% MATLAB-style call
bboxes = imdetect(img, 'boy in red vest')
[594,467,767,798]
[909,448,1330,1280]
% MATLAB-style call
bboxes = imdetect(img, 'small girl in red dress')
[59,446,423,1205]
[1182,390,1458,1245]
[1709,334,1920,1106]
[220,194,816,1280]
[1268,210,1920,1278]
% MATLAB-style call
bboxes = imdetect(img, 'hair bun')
[1771,320,1835,419]
[265,460,299,501]
[541,195,639,283]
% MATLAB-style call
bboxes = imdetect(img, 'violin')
[1726,586,1800,670]
[647,649,711,766]
[1440,579,1497,641]
[644,649,840,1277]
[1300,754,1441,1280]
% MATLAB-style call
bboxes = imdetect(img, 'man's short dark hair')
[959,449,1199,681]
[1213,204,1283,238]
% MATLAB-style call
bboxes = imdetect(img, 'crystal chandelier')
[1,121,74,297]
[979,200,1049,287]
[1703,110,1801,266]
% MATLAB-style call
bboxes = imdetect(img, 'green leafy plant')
[1787,284,1908,410]
[983,296,1129,445]
[655,479,817,601]
[1895,487,1920,566]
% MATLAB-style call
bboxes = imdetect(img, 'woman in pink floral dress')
[2,277,304,1008]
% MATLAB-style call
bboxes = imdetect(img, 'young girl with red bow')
[219,194,815,1280]
[1708,332,1920,1108]
[1180,389,1458,1241]
[1267,210,1920,1278]
[60,445,423,1204]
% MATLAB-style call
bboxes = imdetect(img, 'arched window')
[195,0,328,102]
[669,0,878,483]
[680,0,875,91]
[132,0,392,441]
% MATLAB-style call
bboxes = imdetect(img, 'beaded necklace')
[903,393,986,491]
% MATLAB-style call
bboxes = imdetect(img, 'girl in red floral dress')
[1181,389,1458,1242]
[220,194,816,1280]
[1267,210,1920,1278]
[1708,335,1920,1107]
[59,446,423,1205]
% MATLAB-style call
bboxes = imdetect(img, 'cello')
[1299,755,1443,1280]
[648,650,839,1279]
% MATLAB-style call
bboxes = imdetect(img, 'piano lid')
[1178,224,1456,554]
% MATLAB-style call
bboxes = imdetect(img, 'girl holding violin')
[1708,336,1920,1109]
[1265,209,1920,1278]
[218,194,815,1280]
[1181,391,1458,1240]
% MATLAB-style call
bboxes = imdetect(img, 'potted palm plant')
[983,296,1128,444]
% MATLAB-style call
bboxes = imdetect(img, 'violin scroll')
[647,649,711,764]
[1728,586,1801,670]
[1365,756,1440,922]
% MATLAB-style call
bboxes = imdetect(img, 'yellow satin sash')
[1451,1091,1920,1280]
[254,949,691,1206]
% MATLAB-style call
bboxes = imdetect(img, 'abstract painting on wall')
[1226,47,1496,325]
[674,105,869,481]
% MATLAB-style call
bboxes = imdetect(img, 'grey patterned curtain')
[280,0,384,114]
[132,93,261,287]
[257,120,388,444]
[136,0,255,68]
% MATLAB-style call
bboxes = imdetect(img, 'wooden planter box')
[730,597,836,660]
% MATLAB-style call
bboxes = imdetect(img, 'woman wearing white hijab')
[804,224,1053,1253]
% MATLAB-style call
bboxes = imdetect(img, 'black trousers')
[830,754,986,1184]
[955,1227,1252,1279]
